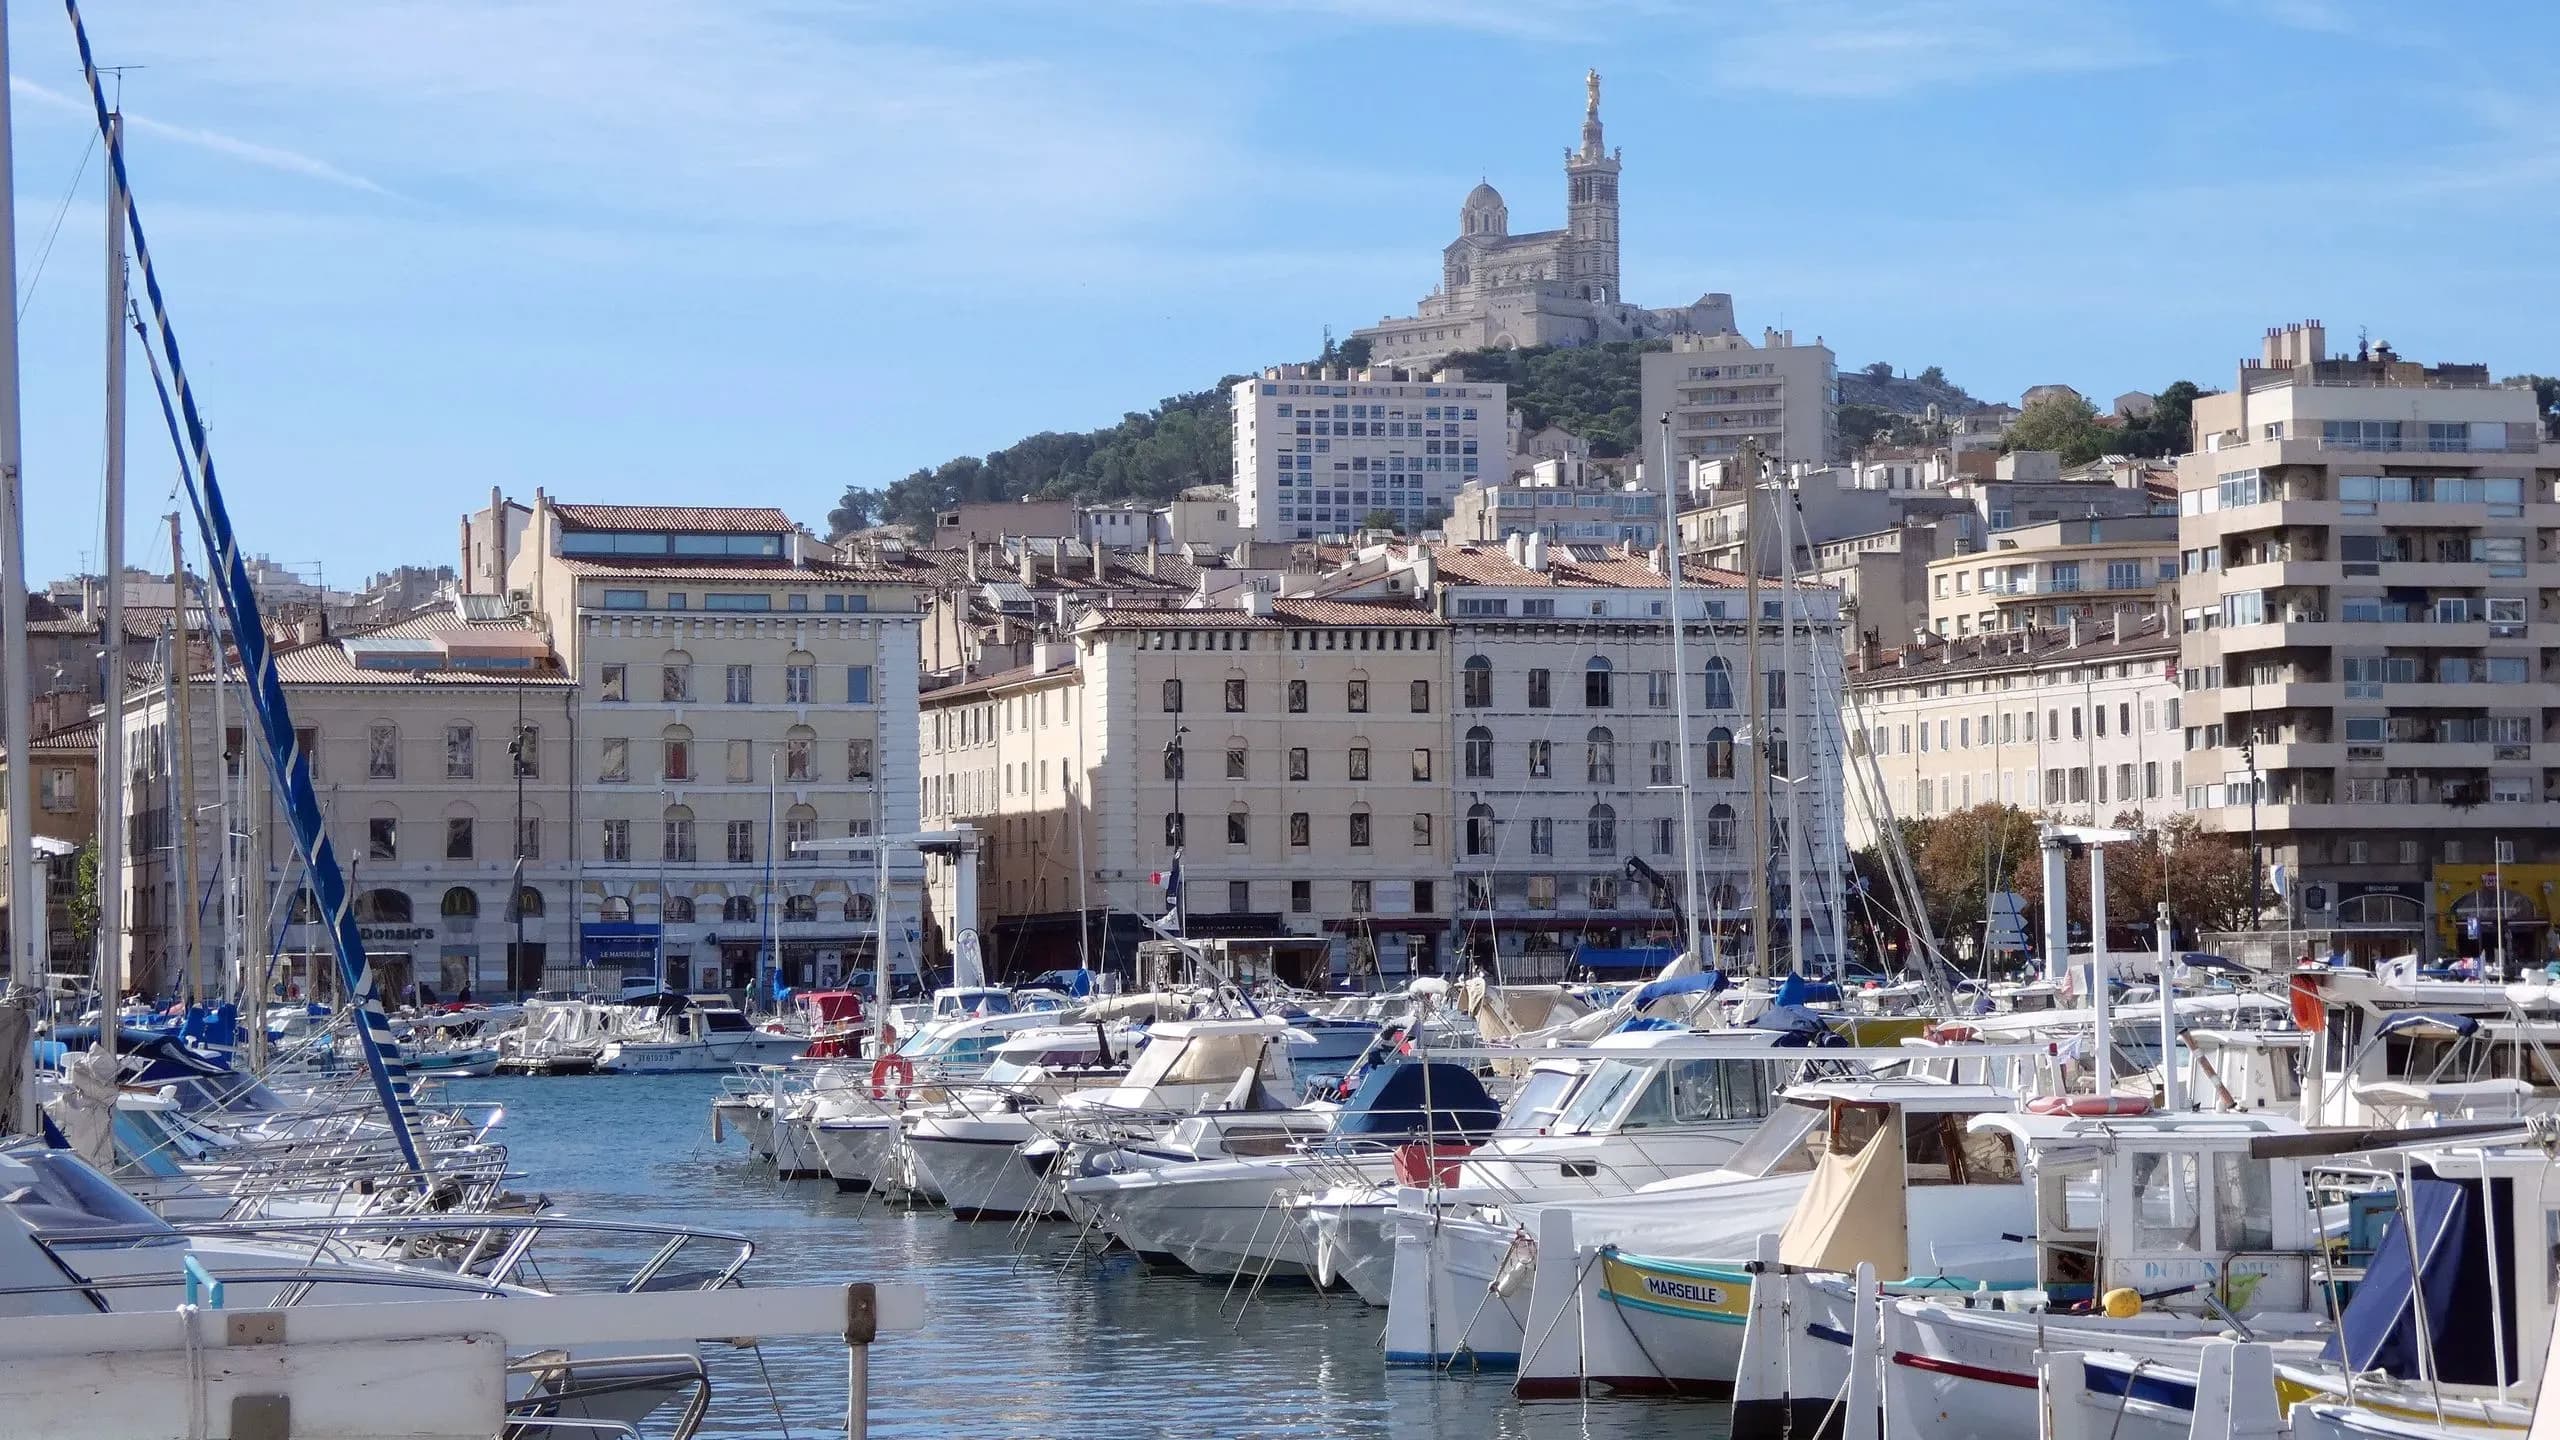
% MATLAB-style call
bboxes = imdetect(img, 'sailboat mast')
[96,111,125,1063]
[0,4,41,1040]
[870,740,889,1047]
[1775,471,1806,976]
[169,515,199,1003]
[1656,414,1708,973]
[1739,442,1770,979]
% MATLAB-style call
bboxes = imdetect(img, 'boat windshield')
[1500,1067,1581,1130]
[1723,1098,1828,1177]
[171,1076,281,1117]
[1,1150,182,1244]
[110,1113,191,1179]
[1553,1059,1658,1133]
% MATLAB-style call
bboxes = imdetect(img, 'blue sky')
[10,0,2559,582]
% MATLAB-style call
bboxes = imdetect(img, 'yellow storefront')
[2433,863,2558,967]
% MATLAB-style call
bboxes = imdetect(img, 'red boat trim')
[1890,1350,2037,1390]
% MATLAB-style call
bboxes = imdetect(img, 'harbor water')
[481,1073,1731,1439]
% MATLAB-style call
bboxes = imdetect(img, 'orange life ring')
[2288,972,2325,1033]
[2026,1095,2152,1117]
[870,1053,915,1100]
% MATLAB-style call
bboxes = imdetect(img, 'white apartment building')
[1445,473,1664,549]
[1311,537,1850,975]
[1231,365,1509,541]
[919,594,1455,980]
[1846,615,2183,850]
[2174,322,2560,962]
[1926,515,2179,636]
[464,497,929,993]
[118,604,580,999]
[1641,329,1839,473]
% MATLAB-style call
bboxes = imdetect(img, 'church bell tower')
[1563,68,1622,305]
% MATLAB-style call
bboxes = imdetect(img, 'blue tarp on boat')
[1630,970,1726,1009]
[2321,1174,2512,1385]
[1573,945,1676,978]
[1329,1061,1502,1141]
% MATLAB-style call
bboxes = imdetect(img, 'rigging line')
[16,127,96,320]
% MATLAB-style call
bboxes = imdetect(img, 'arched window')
[1705,803,1737,850]
[1463,725,1494,778]
[510,886,545,920]
[1706,726,1735,780]
[1162,678,1183,713]
[1462,655,1493,708]
[1465,803,1496,857]
[1586,803,1617,856]
[846,893,876,922]
[356,888,411,923]
[1585,726,1616,784]
[439,887,478,923]
[1584,656,1613,708]
[600,896,632,922]
[664,894,695,924]
[2339,892,2422,926]
[1702,657,1733,710]
[783,894,818,923]
[722,895,755,924]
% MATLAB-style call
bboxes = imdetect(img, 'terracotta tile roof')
[1427,542,1774,590]
[554,557,929,585]
[1850,613,2177,684]
[29,719,100,751]
[921,660,1079,703]
[1078,597,1442,632]
[551,503,795,534]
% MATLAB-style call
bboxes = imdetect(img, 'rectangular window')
[369,817,397,861]
[1528,739,1552,779]
[1225,744,1248,780]
[1649,741,1675,785]
[703,592,772,611]
[600,819,630,863]
[1585,666,1613,707]
[1291,880,1312,913]
[1765,671,1787,710]
[1229,880,1252,913]
[1227,811,1249,846]
[368,723,398,779]
[600,663,626,702]
[1411,748,1432,782]
[510,725,539,779]
[1412,814,1433,848]
[1414,879,1435,912]
[1348,679,1369,713]
[662,663,692,703]
[1289,812,1310,847]
[727,820,756,864]
[1348,747,1371,781]
[1647,671,1672,708]
[1350,813,1372,847]
[727,739,751,784]
[785,816,815,858]
[726,664,754,704]
[600,737,629,783]
[836,665,872,706]
[786,665,813,704]
[1411,679,1431,713]
[602,589,647,610]
[785,735,812,781]
[445,723,475,779]
[1528,875,1557,910]
[446,817,475,860]
[1529,816,1554,855]
[848,738,874,779]
[663,738,691,781]
[516,816,540,860]
[1287,680,1307,713]
[1288,747,1309,782]
[1527,669,1551,708]
[664,817,696,863]
[1225,678,1247,712]
[1463,664,1492,707]
[1350,879,1373,914]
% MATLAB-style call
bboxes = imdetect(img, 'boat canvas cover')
[1329,1062,1502,1142]
[1778,1112,1907,1276]
[1630,970,1726,1010]
[2322,1174,2513,1386]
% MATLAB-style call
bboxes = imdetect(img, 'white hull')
[1384,1202,1526,1368]
[906,1122,1047,1218]
[813,1117,899,1190]
[1296,1193,1394,1304]
[1092,1160,1344,1279]
[606,1034,805,1074]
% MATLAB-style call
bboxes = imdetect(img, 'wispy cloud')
[9,76,395,196]
[1705,0,2163,99]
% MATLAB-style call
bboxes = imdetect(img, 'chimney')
[2067,613,2081,649]
[488,484,506,594]
[1239,587,1273,617]
[1092,543,1106,582]
[1019,543,1037,588]
[1524,532,1548,573]
[1505,531,1526,566]
[1144,538,1159,577]
[966,543,980,585]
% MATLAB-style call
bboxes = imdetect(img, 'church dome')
[1464,181,1504,210]
[1461,181,1508,239]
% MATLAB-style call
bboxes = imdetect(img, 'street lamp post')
[1165,726,1188,940]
